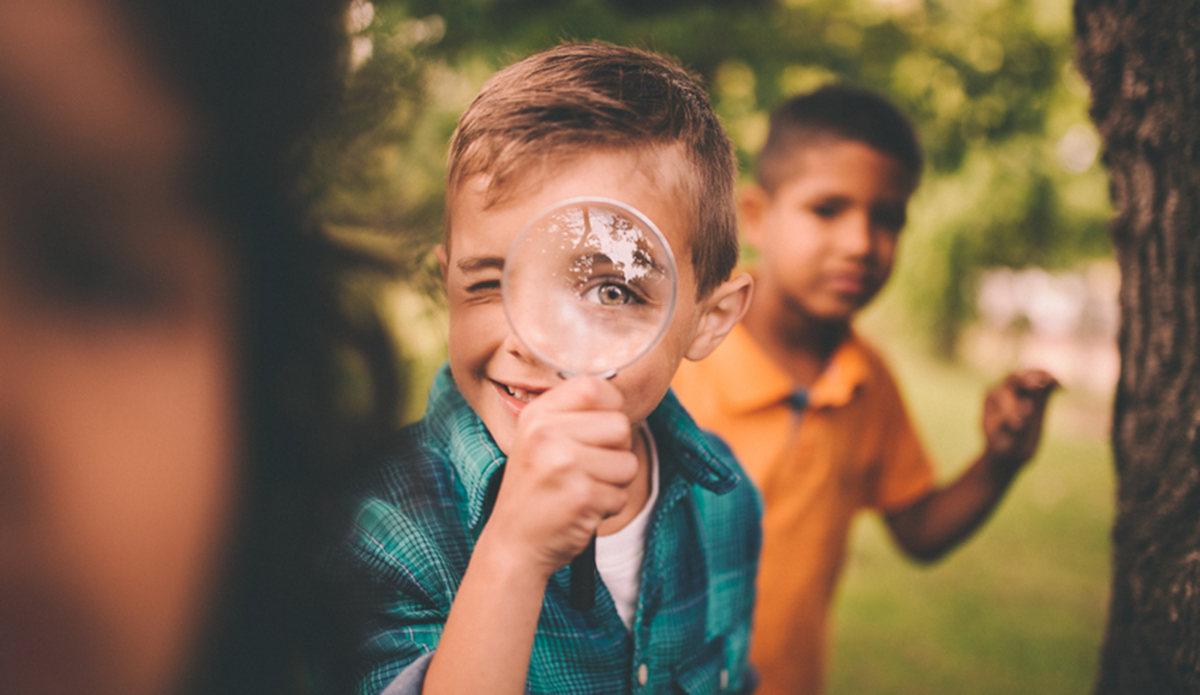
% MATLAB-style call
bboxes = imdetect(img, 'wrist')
[981,449,1026,481]
[472,526,558,587]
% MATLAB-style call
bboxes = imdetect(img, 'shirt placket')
[631,462,707,693]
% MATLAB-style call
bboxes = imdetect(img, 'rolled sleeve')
[377,651,435,695]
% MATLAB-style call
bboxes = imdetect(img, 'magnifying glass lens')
[504,198,678,377]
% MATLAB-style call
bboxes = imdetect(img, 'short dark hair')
[447,42,739,299]
[756,84,923,193]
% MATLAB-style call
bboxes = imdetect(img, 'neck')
[741,275,849,387]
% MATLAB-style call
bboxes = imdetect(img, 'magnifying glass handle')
[569,534,597,611]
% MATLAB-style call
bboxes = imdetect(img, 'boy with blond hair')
[673,84,1059,695]
[330,43,760,695]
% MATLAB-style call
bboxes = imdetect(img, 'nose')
[500,328,541,366]
[837,209,873,259]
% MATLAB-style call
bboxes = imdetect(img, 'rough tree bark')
[1074,1,1200,691]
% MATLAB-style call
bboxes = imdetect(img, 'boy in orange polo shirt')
[672,84,1059,695]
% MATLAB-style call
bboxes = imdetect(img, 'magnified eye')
[581,280,642,306]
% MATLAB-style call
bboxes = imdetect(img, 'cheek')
[873,235,899,278]
[615,357,675,424]
[618,307,696,422]
[446,300,505,374]
[0,287,238,694]
[764,213,821,268]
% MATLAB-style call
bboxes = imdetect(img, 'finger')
[516,410,633,458]
[588,481,632,522]
[556,471,632,529]
[984,383,1018,424]
[1012,393,1035,427]
[549,411,634,450]
[577,449,639,487]
[509,421,638,483]
[984,391,1033,449]
[1009,369,1061,398]
[530,375,624,414]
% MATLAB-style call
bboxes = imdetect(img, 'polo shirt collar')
[809,333,870,408]
[711,323,870,413]
[712,323,795,413]
[425,364,741,533]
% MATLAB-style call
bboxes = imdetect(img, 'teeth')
[504,384,538,403]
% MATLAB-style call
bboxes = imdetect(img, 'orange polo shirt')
[672,323,935,695]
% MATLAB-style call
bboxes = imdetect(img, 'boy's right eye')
[809,199,847,220]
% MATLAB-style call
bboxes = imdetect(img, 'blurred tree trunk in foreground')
[1075,0,1200,691]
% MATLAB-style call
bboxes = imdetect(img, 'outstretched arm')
[884,369,1059,563]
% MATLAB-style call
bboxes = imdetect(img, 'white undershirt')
[594,421,660,632]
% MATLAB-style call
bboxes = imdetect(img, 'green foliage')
[309,3,448,279]
[327,0,1113,385]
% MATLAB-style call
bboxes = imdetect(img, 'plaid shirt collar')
[423,364,742,533]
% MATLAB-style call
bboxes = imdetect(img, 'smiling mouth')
[501,382,543,403]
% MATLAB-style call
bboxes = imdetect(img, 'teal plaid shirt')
[330,364,762,695]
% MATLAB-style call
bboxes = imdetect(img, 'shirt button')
[719,668,729,691]
[637,663,649,686]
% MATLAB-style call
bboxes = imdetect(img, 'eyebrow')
[456,256,505,273]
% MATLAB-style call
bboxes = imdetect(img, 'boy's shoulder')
[838,330,891,370]
[647,388,762,548]
[333,366,501,580]
[822,330,905,399]
[354,365,504,516]
[351,418,459,518]
[673,322,781,408]
[648,388,748,490]
[682,419,762,567]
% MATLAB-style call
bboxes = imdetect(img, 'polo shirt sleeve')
[866,357,937,512]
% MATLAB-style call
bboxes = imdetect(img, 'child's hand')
[982,369,1060,471]
[484,376,638,580]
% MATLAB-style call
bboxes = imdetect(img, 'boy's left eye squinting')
[466,279,500,293]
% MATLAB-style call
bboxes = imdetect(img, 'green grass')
[825,310,1115,695]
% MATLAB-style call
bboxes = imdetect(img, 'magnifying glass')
[503,196,678,610]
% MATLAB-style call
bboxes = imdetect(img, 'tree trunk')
[1074,1,1200,691]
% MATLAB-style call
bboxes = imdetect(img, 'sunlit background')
[320,0,1115,691]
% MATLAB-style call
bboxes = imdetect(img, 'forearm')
[422,529,551,695]
[885,453,1022,562]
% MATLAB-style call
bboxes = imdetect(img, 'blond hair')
[447,42,738,298]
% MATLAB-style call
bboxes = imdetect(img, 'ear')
[738,184,770,248]
[435,244,449,283]
[685,272,754,361]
